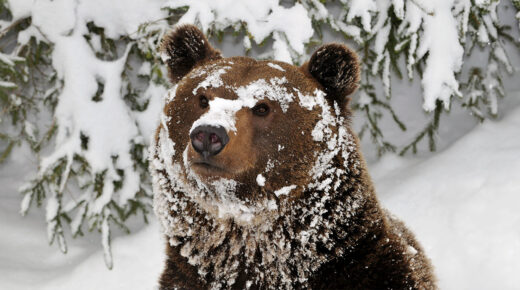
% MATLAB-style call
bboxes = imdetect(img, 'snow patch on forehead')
[184,62,334,137]
[235,77,293,112]
[190,98,247,133]
[192,66,231,95]
[189,76,298,134]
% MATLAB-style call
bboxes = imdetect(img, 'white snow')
[192,66,231,95]
[163,0,314,63]
[267,200,278,211]
[346,0,377,33]
[0,144,165,290]
[371,22,390,76]
[7,0,169,262]
[190,97,247,133]
[406,245,418,256]
[101,214,113,269]
[0,52,23,66]
[414,0,464,111]
[137,61,152,76]
[478,23,490,44]
[370,102,520,289]
[0,80,17,88]
[189,72,304,134]
[2,0,520,288]
[45,194,59,223]
[234,77,294,111]
[256,174,266,187]
[160,51,170,62]
[274,185,297,197]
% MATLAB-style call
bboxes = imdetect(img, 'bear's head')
[150,27,436,288]
[152,25,361,225]
[151,24,368,288]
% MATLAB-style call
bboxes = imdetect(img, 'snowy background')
[1,0,520,289]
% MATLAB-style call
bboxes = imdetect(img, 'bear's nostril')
[190,125,229,158]
[196,132,205,142]
[210,133,220,144]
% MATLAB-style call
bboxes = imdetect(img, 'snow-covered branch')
[0,0,519,266]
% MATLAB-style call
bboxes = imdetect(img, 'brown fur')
[151,25,436,289]
[306,43,360,108]
[160,25,222,83]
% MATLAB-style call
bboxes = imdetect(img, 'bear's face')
[155,25,359,223]
[164,58,325,200]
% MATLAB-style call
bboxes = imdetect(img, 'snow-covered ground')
[373,101,520,289]
[0,146,165,290]
[1,98,520,289]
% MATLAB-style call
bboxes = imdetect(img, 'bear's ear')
[160,25,222,83]
[306,43,360,105]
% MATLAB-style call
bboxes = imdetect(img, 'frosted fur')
[192,65,232,95]
[274,185,297,197]
[151,125,366,289]
[150,69,367,288]
[189,76,292,133]
[188,64,332,135]
[189,67,290,132]
[151,24,438,288]
[190,97,247,133]
[256,174,266,187]
[159,65,348,223]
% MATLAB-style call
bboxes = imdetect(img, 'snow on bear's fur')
[150,25,436,289]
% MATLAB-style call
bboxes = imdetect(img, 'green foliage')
[0,22,60,161]
[0,4,180,268]
[458,2,517,122]
[399,100,443,155]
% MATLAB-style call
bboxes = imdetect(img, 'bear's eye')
[199,95,209,108]
[252,103,270,116]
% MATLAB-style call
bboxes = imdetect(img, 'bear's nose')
[190,125,229,159]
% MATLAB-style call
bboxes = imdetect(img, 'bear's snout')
[190,125,229,159]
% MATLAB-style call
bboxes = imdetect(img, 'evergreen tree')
[0,0,518,267]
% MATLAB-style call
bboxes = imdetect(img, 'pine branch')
[2,0,519,269]
[400,100,443,155]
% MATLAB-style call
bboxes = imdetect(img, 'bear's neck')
[152,148,379,289]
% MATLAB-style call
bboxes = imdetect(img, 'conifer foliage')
[0,0,518,267]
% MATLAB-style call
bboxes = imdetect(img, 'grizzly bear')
[150,25,436,289]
